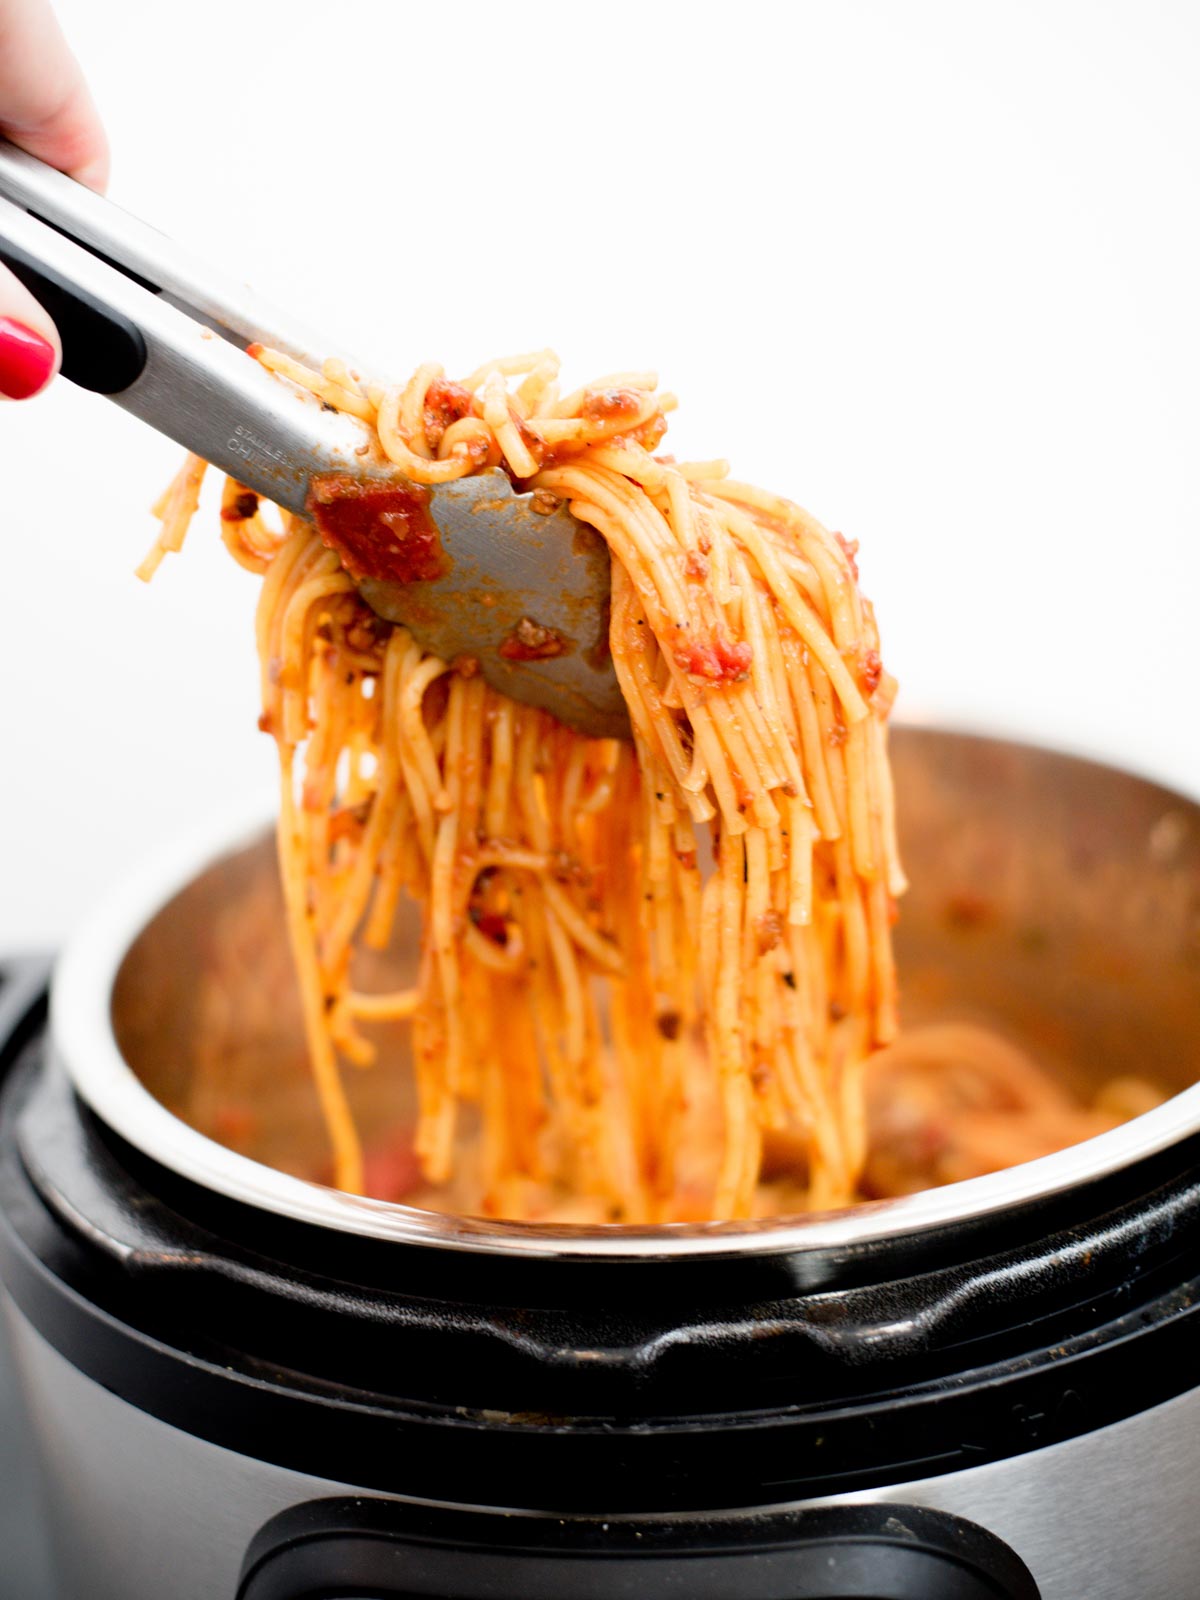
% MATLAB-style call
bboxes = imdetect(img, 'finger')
[0,259,59,398]
[0,0,109,191]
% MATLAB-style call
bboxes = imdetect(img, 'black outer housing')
[2,955,1200,1596]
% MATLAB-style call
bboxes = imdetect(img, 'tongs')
[0,141,628,739]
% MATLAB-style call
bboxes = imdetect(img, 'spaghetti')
[141,350,904,1222]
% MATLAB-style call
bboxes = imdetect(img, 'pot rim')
[50,727,1200,1261]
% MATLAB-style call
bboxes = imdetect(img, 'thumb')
[0,258,60,398]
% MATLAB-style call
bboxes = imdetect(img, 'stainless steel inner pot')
[49,726,1200,1260]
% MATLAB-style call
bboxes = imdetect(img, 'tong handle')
[0,193,371,515]
[0,138,328,365]
[1,225,146,393]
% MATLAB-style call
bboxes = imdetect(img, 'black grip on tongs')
[0,232,146,394]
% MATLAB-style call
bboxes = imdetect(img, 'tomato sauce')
[308,473,447,585]
[422,378,477,450]
[675,630,753,683]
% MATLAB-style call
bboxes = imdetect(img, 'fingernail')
[0,317,57,399]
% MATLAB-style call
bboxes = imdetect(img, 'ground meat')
[755,909,785,955]
[499,616,569,661]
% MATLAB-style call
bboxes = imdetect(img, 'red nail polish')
[0,317,57,399]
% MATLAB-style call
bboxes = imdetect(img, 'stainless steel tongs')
[0,141,628,739]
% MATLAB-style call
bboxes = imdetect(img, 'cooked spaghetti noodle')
[141,349,905,1222]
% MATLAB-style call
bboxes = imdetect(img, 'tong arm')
[0,193,371,515]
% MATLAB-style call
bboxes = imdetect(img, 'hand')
[0,0,107,398]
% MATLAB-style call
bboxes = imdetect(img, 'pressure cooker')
[3,728,1200,1599]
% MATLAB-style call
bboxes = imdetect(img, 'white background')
[2,0,1198,949]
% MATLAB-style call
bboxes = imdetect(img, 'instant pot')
[3,728,1200,1600]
